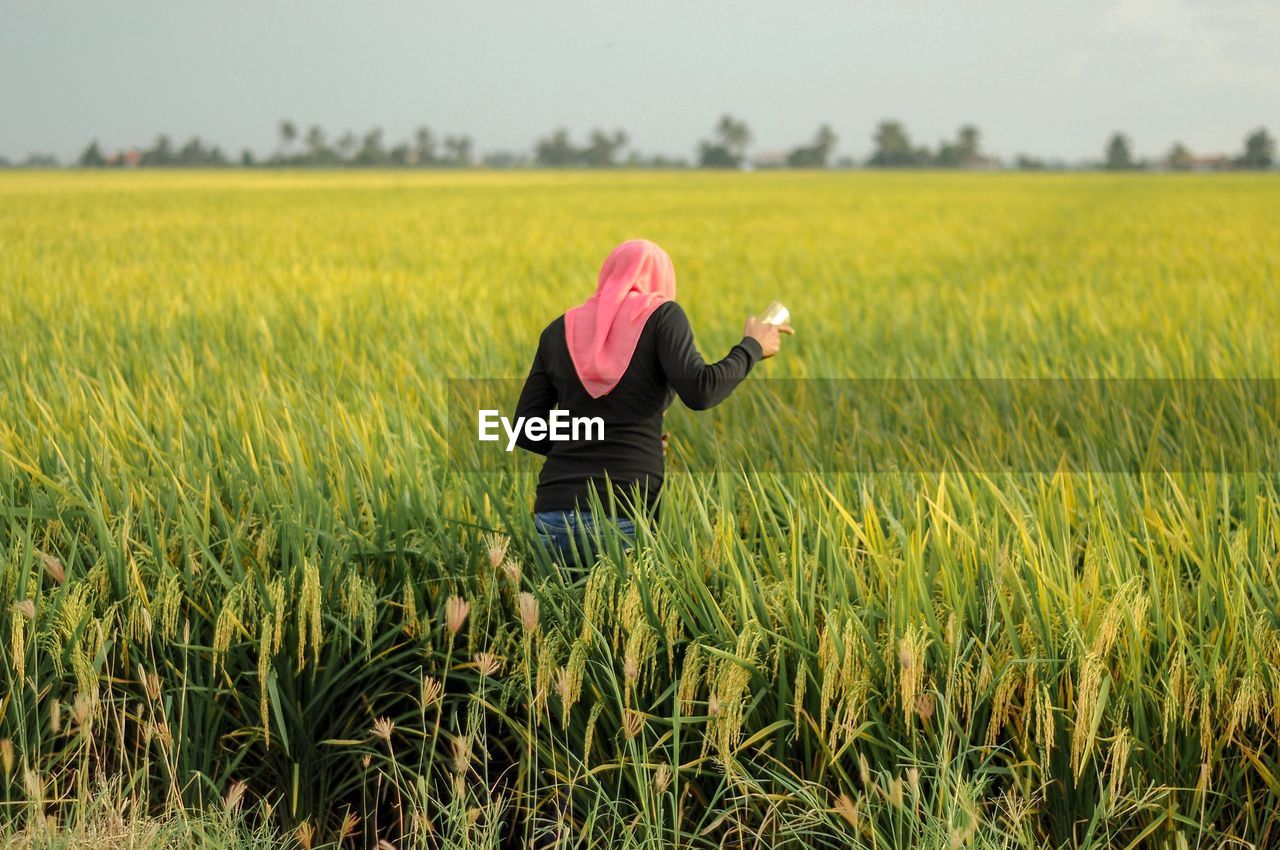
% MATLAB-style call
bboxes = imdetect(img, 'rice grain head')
[500,556,522,588]
[678,644,705,713]
[898,624,930,726]
[557,639,588,721]
[1106,725,1132,804]
[1071,653,1106,777]
[297,560,323,668]
[402,579,419,638]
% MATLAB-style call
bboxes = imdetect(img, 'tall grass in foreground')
[1,779,282,849]
[2,171,1280,847]
[7,469,1280,847]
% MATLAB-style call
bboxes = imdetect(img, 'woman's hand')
[744,316,795,359]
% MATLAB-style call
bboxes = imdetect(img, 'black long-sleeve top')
[513,301,763,517]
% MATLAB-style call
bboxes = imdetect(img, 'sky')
[2,0,1278,164]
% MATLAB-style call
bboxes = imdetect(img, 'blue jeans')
[534,511,635,566]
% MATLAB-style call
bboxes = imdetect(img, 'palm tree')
[814,125,838,163]
[869,121,915,167]
[443,135,473,167]
[336,131,357,163]
[304,126,326,162]
[1104,132,1136,170]
[357,128,386,166]
[278,120,298,160]
[1166,142,1193,171]
[1237,127,1275,170]
[716,114,751,160]
[414,127,435,165]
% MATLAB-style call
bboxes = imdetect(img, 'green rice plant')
[2,170,1280,847]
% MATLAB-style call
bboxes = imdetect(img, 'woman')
[512,239,793,564]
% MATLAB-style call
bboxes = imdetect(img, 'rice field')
[2,169,1280,849]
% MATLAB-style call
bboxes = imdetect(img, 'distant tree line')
[3,118,1274,171]
[67,122,477,170]
[862,121,995,168]
[1101,128,1276,171]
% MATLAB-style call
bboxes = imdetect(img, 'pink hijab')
[565,240,676,398]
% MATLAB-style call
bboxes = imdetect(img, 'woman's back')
[513,300,763,517]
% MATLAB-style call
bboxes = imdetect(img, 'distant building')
[751,150,789,169]
[1188,155,1232,172]
[965,154,1001,170]
[106,149,142,168]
